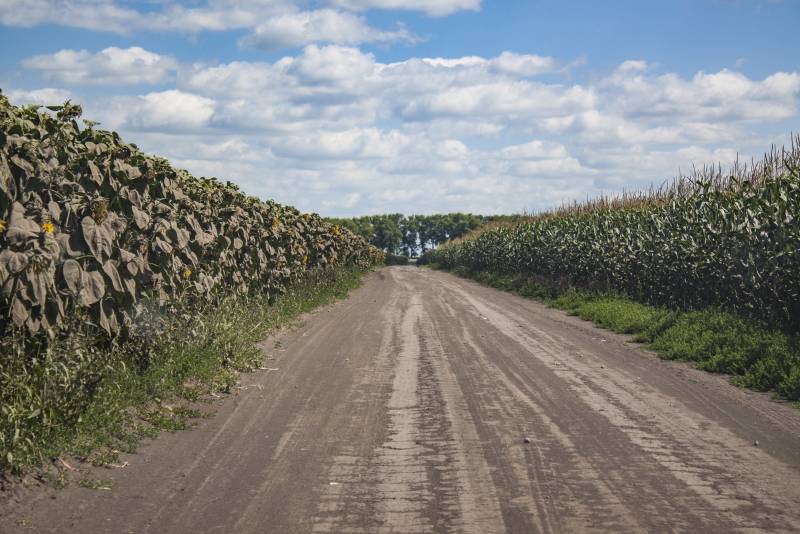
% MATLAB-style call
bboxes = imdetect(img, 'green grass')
[436,267,800,403]
[1,266,369,475]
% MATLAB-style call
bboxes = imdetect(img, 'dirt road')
[4,266,800,533]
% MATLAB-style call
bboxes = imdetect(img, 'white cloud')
[5,87,72,106]
[489,52,557,77]
[500,140,570,160]
[616,60,648,73]
[421,56,485,69]
[0,0,142,33]
[22,47,177,85]
[180,61,284,99]
[0,1,294,33]
[0,0,460,46]
[328,0,481,17]
[411,52,556,78]
[146,0,294,33]
[240,9,414,49]
[271,128,409,160]
[603,65,800,123]
[99,90,216,131]
[178,46,569,138]
[436,139,469,160]
[143,51,800,214]
[322,192,361,209]
[10,47,797,216]
[288,44,378,85]
[401,82,595,120]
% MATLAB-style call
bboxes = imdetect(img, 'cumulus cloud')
[288,44,378,85]
[603,64,800,123]
[0,0,462,46]
[401,82,595,120]
[122,50,800,214]
[322,192,361,209]
[22,47,178,85]
[0,1,292,33]
[240,9,414,49]
[9,45,798,216]
[182,46,568,132]
[329,0,481,17]
[616,60,648,73]
[99,90,216,132]
[146,0,295,33]
[4,87,72,105]
[500,140,570,160]
[0,0,142,33]
[271,128,409,160]
[489,52,557,77]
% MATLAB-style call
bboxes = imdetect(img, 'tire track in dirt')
[3,266,800,533]
[310,272,506,533]
[425,268,800,532]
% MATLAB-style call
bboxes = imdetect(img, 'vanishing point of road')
[4,266,800,533]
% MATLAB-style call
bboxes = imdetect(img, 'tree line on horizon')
[325,213,523,256]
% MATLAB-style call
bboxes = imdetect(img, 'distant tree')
[372,215,403,254]
[325,212,498,255]
[401,216,420,256]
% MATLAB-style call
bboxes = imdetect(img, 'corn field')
[429,139,800,333]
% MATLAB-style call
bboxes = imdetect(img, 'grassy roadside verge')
[1,266,370,479]
[429,264,800,403]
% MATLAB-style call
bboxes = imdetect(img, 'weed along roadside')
[0,94,384,477]
[6,266,370,486]
[423,142,800,404]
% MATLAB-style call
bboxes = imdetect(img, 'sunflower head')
[183,268,192,279]
[41,222,55,234]
[92,198,108,223]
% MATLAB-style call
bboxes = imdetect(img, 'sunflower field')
[0,93,384,470]
[0,93,382,343]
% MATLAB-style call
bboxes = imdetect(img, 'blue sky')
[2,0,799,215]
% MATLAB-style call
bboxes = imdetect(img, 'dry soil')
[3,266,800,533]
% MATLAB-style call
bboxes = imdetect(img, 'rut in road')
[3,266,800,534]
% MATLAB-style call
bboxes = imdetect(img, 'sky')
[1,0,799,216]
